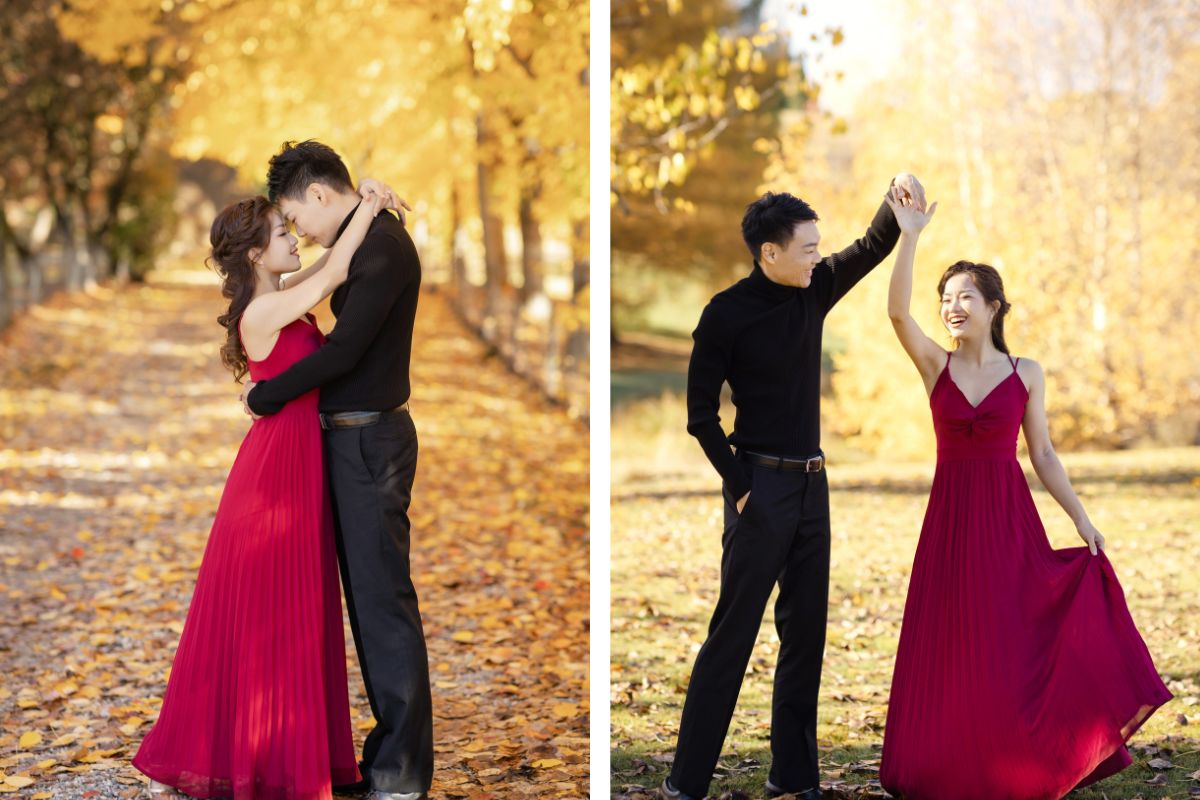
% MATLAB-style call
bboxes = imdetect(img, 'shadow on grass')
[612,741,889,799]
[612,738,1200,799]
[616,466,1200,504]
[613,368,690,408]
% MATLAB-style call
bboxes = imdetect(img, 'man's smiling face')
[760,220,822,288]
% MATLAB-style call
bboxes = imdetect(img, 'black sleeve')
[815,198,900,311]
[686,302,751,498]
[246,236,410,415]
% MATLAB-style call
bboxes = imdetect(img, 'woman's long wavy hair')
[937,260,1012,354]
[208,196,274,382]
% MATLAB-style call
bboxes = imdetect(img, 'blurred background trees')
[612,0,1200,456]
[1,0,588,417]
[610,0,832,337]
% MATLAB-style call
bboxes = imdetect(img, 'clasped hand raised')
[887,173,937,235]
[356,178,412,222]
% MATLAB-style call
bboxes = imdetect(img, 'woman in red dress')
[132,182,397,799]
[877,194,1172,799]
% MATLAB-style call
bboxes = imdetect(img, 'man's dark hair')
[266,140,354,203]
[741,191,820,260]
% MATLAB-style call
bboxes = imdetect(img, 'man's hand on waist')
[240,381,263,420]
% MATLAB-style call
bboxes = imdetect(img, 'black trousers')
[670,458,831,799]
[325,410,433,793]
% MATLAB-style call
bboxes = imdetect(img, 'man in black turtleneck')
[242,141,430,800]
[661,175,926,800]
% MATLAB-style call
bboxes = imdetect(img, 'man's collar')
[330,200,364,246]
[748,260,794,298]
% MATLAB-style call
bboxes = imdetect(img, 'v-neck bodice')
[930,351,1028,462]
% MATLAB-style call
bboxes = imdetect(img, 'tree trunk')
[449,183,465,296]
[1090,10,1119,435]
[0,239,11,330]
[518,181,543,301]
[116,252,132,284]
[475,113,508,332]
[571,220,589,298]
[27,253,44,305]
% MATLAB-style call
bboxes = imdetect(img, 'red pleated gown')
[879,353,1172,800]
[133,316,361,799]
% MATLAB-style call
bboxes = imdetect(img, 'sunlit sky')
[759,0,1175,111]
[762,0,906,116]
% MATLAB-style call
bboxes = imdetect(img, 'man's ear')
[760,242,777,265]
[308,182,327,206]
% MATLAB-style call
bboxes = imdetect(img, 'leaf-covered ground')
[0,277,589,798]
[611,416,1200,800]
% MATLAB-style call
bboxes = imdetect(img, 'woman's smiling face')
[258,211,302,276]
[941,272,998,342]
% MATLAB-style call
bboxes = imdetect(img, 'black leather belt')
[319,401,410,431]
[737,448,825,472]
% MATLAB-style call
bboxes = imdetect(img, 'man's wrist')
[726,474,752,500]
[245,380,265,416]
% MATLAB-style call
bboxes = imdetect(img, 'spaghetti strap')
[1007,354,1019,373]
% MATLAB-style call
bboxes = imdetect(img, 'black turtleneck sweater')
[246,206,420,416]
[686,199,900,498]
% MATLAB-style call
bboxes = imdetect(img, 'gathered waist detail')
[935,447,1018,463]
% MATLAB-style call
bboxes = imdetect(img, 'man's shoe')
[333,777,371,795]
[660,777,701,800]
[765,779,822,799]
[364,792,428,800]
[334,761,373,795]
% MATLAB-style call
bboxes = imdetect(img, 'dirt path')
[0,278,589,798]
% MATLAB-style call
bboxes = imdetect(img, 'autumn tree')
[770,0,1200,455]
[610,0,835,336]
[0,0,182,327]
[40,0,588,412]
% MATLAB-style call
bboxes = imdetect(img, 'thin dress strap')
[946,350,953,368]
[1007,354,1019,373]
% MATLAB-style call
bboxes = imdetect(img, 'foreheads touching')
[267,140,357,247]
[266,139,354,204]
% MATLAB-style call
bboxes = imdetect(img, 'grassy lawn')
[610,400,1200,800]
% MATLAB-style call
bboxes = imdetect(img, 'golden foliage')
[766,0,1200,456]
[610,0,831,206]
[53,0,589,265]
